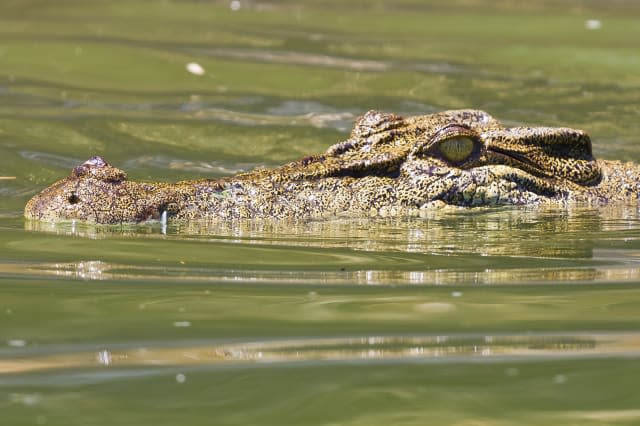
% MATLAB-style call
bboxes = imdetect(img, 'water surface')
[2,1,640,425]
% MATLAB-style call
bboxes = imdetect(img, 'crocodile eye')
[416,124,481,165]
[68,193,80,204]
[438,136,475,162]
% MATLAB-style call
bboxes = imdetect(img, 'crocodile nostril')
[68,194,80,204]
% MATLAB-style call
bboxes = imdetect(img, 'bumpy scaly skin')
[25,109,640,224]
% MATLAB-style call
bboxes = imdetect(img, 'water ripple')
[2,333,639,376]
[188,47,390,72]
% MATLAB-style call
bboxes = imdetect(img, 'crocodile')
[24,109,640,224]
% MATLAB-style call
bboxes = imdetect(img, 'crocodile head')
[25,109,627,224]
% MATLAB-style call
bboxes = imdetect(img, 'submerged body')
[25,109,640,224]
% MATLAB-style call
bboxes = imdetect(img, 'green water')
[3,1,640,425]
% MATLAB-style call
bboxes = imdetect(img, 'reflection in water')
[24,204,640,254]
[2,333,639,376]
[19,204,640,284]
[4,260,640,285]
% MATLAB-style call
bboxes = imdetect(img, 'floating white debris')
[173,321,192,328]
[161,209,167,234]
[97,350,112,365]
[8,339,26,347]
[186,62,205,76]
[585,19,602,30]
[176,373,186,384]
[451,291,463,298]
[230,0,241,11]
